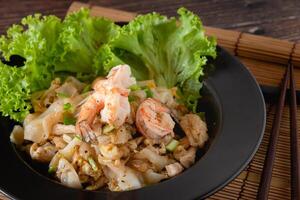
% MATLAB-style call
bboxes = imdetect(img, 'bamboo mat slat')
[1,2,300,200]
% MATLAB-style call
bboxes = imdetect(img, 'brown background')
[1,0,300,41]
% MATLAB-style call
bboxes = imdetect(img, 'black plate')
[0,46,266,200]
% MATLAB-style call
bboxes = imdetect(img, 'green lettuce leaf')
[55,9,120,76]
[0,9,120,121]
[101,8,216,110]
[0,14,62,91]
[0,63,31,121]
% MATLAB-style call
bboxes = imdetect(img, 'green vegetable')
[48,166,56,174]
[144,88,153,98]
[0,8,119,122]
[54,9,120,76]
[82,84,91,93]
[0,14,62,92]
[102,124,115,134]
[101,8,216,111]
[88,157,98,171]
[0,63,31,121]
[74,135,82,141]
[63,102,72,111]
[63,113,76,125]
[129,84,141,91]
[0,7,216,122]
[166,139,179,152]
[128,95,136,102]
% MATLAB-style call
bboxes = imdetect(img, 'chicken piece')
[30,142,57,162]
[179,114,208,148]
[165,162,184,177]
[110,125,133,144]
[136,146,170,171]
[128,159,151,173]
[174,146,197,168]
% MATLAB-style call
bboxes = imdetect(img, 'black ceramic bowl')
[0,46,265,200]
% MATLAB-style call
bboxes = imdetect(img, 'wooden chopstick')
[289,62,300,200]
[257,65,290,200]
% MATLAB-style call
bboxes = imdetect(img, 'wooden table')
[1,0,300,199]
[1,0,300,41]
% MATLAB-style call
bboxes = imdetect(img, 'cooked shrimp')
[76,65,136,143]
[136,98,175,140]
[105,64,136,89]
[76,93,105,143]
[100,89,131,128]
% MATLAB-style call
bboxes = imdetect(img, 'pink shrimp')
[136,98,175,140]
[76,65,136,143]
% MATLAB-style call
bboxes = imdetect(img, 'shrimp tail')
[76,95,104,143]
[76,121,96,143]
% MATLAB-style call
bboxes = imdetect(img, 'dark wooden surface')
[1,0,300,41]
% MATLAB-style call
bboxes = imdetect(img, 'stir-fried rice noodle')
[10,64,209,191]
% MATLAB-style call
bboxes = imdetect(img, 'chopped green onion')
[48,166,56,174]
[63,103,72,111]
[57,92,70,98]
[102,124,115,134]
[144,88,153,98]
[74,135,82,141]
[166,139,179,152]
[82,84,91,93]
[63,113,76,125]
[128,95,136,102]
[130,84,141,91]
[88,157,98,171]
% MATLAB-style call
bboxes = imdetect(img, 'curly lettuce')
[99,8,217,110]
[0,9,119,121]
[0,63,31,121]
[0,7,216,122]
[0,14,62,91]
[54,9,120,75]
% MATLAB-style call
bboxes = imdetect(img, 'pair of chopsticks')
[257,62,300,200]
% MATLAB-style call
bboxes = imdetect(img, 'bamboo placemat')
[1,2,299,199]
